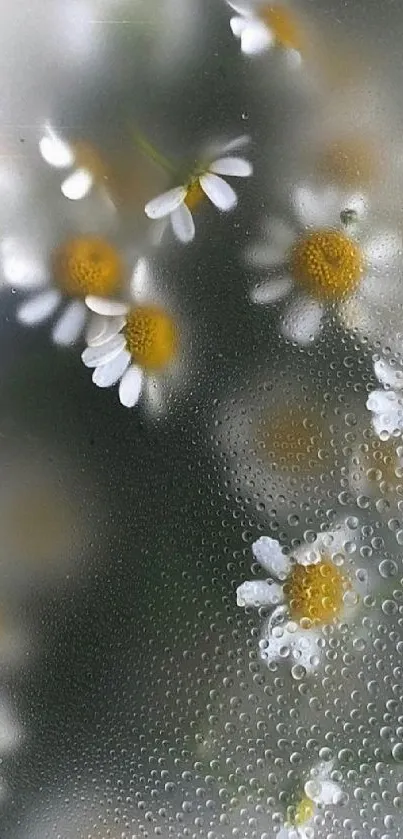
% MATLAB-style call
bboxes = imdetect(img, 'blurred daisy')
[1,235,125,346]
[237,526,367,673]
[82,258,180,410]
[145,136,252,243]
[249,185,401,344]
[366,359,403,438]
[278,761,343,838]
[39,127,107,200]
[226,0,304,64]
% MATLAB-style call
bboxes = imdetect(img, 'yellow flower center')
[258,411,326,474]
[53,237,123,298]
[294,796,315,826]
[185,180,205,211]
[317,137,376,188]
[123,306,177,372]
[284,559,350,626]
[260,5,303,51]
[290,229,363,301]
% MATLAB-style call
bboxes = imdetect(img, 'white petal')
[276,829,294,839]
[366,389,403,414]
[237,580,284,608]
[130,257,152,303]
[284,48,302,70]
[119,364,144,408]
[364,231,402,269]
[218,135,251,155]
[92,349,130,387]
[313,760,334,781]
[240,20,274,55]
[61,168,93,200]
[39,131,74,168]
[86,314,125,347]
[263,216,296,250]
[52,301,87,346]
[246,243,290,269]
[281,297,324,345]
[210,157,252,177]
[1,240,47,289]
[293,185,337,228]
[252,536,291,579]
[17,289,61,325]
[81,334,126,368]
[251,276,294,305]
[230,16,248,37]
[305,779,343,806]
[171,203,196,243]
[199,173,237,211]
[145,186,187,220]
[226,0,251,14]
[374,359,403,390]
[372,409,403,438]
[260,620,321,674]
[85,296,129,316]
[0,699,23,753]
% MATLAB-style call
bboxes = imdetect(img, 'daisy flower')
[82,258,180,410]
[226,0,304,64]
[144,135,252,244]
[237,526,368,674]
[278,761,343,838]
[366,358,403,438]
[249,185,401,344]
[1,234,126,346]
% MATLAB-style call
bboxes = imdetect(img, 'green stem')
[133,130,177,176]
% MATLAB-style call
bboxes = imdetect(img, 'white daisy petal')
[230,16,248,37]
[86,314,126,347]
[92,349,130,387]
[246,242,290,269]
[237,580,284,608]
[240,20,274,55]
[52,300,87,346]
[130,257,152,303]
[281,297,324,345]
[17,289,61,325]
[293,185,337,228]
[61,168,93,200]
[226,0,251,14]
[263,217,296,250]
[119,364,144,408]
[39,132,75,168]
[218,135,251,155]
[199,173,237,211]
[313,760,334,781]
[364,232,402,269]
[305,779,343,806]
[81,334,126,368]
[251,276,294,305]
[210,157,252,177]
[276,828,294,839]
[284,48,302,69]
[372,409,403,437]
[1,241,47,289]
[373,359,403,390]
[145,186,187,220]
[171,203,196,243]
[260,619,321,674]
[85,296,129,316]
[366,389,403,414]
[252,536,291,579]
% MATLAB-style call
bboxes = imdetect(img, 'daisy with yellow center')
[1,235,126,346]
[144,135,252,244]
[226,0,304,65]
[237,526,367,673]
[278,761,343,838]
[82,258,179,409]
[249,185,401,344]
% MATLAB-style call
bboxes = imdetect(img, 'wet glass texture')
[2,1,403,838]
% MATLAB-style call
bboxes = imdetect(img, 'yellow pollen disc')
[260,5,303,51]
[291,229,363,301]
[294,797,315,827]
[123,306,177,372]
[258,411,326,474]
[317,137,376,188]
[185,180,205,211]
[284,559,350,625]
[53,237,123,298]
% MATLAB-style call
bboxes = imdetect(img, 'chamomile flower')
[82,258,181,411]
[237,526,367,673]
[226,0,304,65]
[249,185,401,344]
[1,235,125,346]
[366,359,403,438]
[278,761,343,838]
[144,136,252,244]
